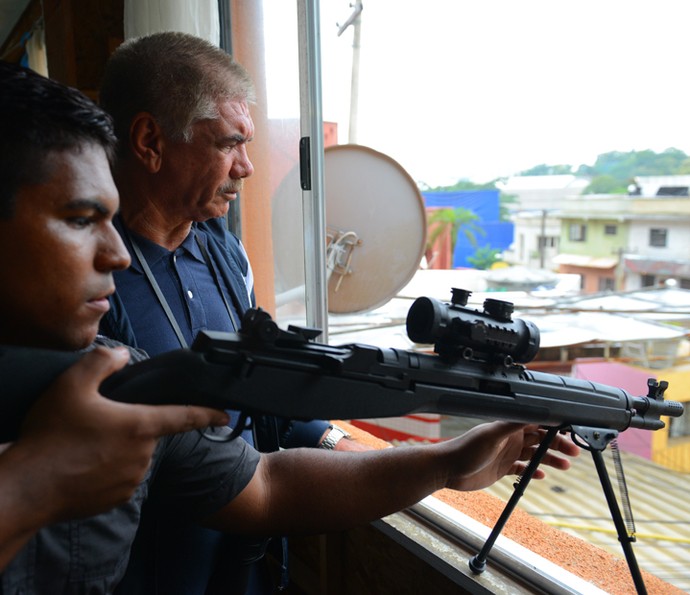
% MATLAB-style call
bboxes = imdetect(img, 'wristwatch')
[319,424,351,450]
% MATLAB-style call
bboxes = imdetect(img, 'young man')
[0,60,576,594]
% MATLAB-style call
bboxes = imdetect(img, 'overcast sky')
[315,0,690,187]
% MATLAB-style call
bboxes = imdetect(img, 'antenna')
[273,144,426,314]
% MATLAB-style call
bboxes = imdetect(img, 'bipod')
[469,426,647,595]
[469,426,561,574]
[572,426,647,595]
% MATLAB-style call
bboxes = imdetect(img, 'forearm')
[210,442,450,535]
[207,422,576,537]
[0,447,55,570]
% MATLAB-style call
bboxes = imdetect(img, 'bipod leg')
[469,426,559,574]
[590,448,647,595]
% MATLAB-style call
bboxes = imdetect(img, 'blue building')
[422,189,514,268]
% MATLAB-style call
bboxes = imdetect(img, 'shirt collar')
[116,215,206,272]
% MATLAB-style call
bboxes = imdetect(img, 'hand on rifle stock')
[11,346,229,524]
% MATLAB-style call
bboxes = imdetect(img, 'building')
[554,189,690,292]
[499,174,589,271]
[421,189,513,269]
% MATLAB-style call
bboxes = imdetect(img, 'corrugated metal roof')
[329,275,690,591]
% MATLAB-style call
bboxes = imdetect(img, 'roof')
[328,272,690,351]
[497,175,590,192]
[634,175,690,196]
[552,286,690,320]
[521,311,687,348]
[481,446,690,593]
[552,254,619,269]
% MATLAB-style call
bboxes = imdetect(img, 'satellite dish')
[324,144,426,313]
[272,144,426,314]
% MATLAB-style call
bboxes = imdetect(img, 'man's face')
[160,99,255,223]
[0,145,130,350]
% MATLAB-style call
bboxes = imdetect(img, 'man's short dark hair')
[0,60,117,217]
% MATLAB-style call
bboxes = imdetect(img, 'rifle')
[0,289,683,593]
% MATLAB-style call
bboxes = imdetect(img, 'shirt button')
[187,290,194,299]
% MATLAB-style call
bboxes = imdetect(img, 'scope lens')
[406,297,437,344]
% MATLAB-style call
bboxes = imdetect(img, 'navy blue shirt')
[100,218,329,595]
[112,225,240,355]
[100,216,329,449]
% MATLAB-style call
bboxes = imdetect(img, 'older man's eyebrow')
[221,133,253,144]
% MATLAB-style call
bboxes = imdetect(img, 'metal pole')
[297,0,329,341]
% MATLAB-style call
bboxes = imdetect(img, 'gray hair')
[99,31,255,148]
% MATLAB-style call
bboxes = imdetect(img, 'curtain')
[124,0,220,45]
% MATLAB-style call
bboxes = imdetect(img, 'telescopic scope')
[405,288,540,363]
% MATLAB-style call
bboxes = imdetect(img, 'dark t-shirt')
[1,340,261,595]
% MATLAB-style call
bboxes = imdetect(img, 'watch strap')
[319,424,351,450]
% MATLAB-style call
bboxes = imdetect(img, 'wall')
[628,218,690,262]
[559,217,628,257]
[1,0,124,98]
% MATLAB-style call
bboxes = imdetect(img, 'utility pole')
[539,209,547,269]
[337,1,364,144]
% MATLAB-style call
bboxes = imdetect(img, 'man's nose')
[231,145,254,179]
[97,227,131,272]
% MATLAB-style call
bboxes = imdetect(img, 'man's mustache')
[219,180,244,194]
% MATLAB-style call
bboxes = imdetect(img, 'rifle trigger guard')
[571,425,618,451]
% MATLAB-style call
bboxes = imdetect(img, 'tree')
[583,174,628,194]
[517,163,574,176]
[419,179,515,222]
[467,245,501,270]
[578,148,689,193]
[425,207,483,267]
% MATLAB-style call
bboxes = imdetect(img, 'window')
[641,274,656,287]
[669,412,690,439]
[598,277,615,291]
[649,228,668,247]
[569,224,587,242]
[604,225,617,236]
[538,236,558,249]
[656,186,689,196]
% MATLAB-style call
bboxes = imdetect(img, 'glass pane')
[231,1,308,326]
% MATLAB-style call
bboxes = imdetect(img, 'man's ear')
[129,113,165,173]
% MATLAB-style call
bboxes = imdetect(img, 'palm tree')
[425,207,484,267]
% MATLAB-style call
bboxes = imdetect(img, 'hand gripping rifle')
[0,288,683,593]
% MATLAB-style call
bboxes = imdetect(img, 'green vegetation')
[422,147,690,197]
[420,178,516,222]
[518,163,574,176]
[425,207,483,256]
[577,148,690,194]
[467,245,501,270]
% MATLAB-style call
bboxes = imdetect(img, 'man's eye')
[68,217,93,228]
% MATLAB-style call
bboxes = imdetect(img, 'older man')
[97,31,366,594]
